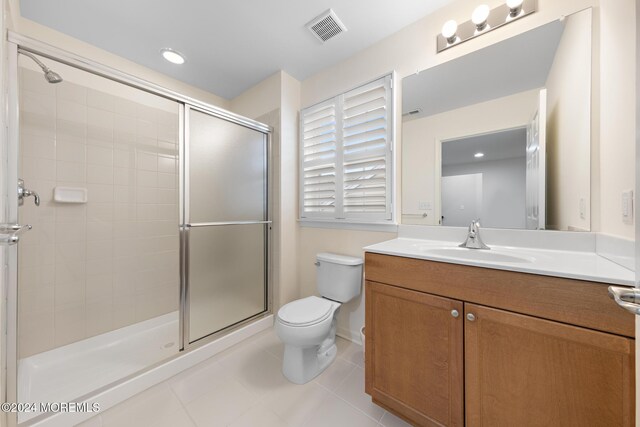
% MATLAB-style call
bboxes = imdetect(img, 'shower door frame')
[3,32,273,427]
[181,104,272,350]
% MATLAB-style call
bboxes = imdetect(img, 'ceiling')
[403,19,564,120]
[442,128,527,166]
[19,0,455,99]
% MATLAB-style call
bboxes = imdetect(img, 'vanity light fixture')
[507,0,525,18]
[472,5,491,33]
[160,48,185,65]
[436,0,536,53]
[441,20,459,45]
[474,152,485,158]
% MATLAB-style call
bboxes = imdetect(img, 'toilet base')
[282,341,337,384]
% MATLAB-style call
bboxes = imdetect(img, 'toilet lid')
[278,296,335,327]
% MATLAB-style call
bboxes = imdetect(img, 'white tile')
[169,357,230,404]
[334,367,385,422]
[184,374,257,427]
[251,328,284,360]
[57,81,87,104]
[87,165,114,185]
[337,337,365,368]
[54,303,86,346]
[314,357,355,392]
[22,133,55,159]
[87,145,114,166]
[101,383,194,427]
[87,107,114,141]
[57,99,87,122]
[137,151,158,171]
[87,89,116,111]
[378,411,413,427]
[74,414,102,426]
[266,381,330,427]
[217,345,290,398]
[228,399,288,427]
[57,139,86,163]
[303,393,378,427]
[57,160,86,182]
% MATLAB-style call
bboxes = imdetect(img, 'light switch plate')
[418,201,432,210]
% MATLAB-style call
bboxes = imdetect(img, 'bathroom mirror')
[401,9,592,231]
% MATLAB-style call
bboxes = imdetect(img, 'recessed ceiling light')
[474,152,485,158]
[161,48,185,65]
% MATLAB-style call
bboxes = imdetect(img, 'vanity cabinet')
[364,253,635,427]
[367,281,464,426]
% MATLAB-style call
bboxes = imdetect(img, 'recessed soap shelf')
[53,187,88,204]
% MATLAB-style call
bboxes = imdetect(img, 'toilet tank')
[316,252,363,302]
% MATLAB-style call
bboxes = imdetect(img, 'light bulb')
[160,48,186,65]
[441,20,458,44]
[472,5,491,31]
[506,0,524,18]
[474,152,485,158]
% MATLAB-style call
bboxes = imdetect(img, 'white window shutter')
[341,75,392,220]
[299,74,393,223]
[300,99,338,218]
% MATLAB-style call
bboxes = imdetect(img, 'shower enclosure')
[2,37,271,426]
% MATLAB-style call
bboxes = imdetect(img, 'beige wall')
[545,9,592,232]
[297,0,635,340]
[599,0,636,238]
[230,71,301,310]
[402,89,539,225]
[6,0,229,110]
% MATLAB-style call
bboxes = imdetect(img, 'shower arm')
[18,49,53,74]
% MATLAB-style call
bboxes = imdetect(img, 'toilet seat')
[277,296,338,327]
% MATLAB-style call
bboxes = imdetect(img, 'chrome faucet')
[459,219,490,250]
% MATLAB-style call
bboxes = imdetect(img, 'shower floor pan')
[17,311,179,423]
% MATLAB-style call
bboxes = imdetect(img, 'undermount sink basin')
[419,247,535,264]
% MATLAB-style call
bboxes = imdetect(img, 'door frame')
[435,124,528,227]
[2,32,272,426]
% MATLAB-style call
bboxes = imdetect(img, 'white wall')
[402,89,538,225]
[443,157,527,229]
[545,9,592,232]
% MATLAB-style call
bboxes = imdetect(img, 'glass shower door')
[185,107,269,344]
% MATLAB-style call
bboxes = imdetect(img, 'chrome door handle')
[0,224,32,245]
[18,179,40,206]
[608,286,640,315]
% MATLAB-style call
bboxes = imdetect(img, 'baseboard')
[337,326,363,345]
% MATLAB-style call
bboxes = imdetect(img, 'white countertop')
[364,237,635,286]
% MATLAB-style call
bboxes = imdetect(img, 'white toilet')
[276,252,363,384]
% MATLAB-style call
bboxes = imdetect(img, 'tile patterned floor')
[76,328,412,427]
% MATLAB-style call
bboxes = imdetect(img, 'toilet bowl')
[276,253,363,384]
[276,296,341,384]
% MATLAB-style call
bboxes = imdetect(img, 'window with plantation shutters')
[300,75,394,223]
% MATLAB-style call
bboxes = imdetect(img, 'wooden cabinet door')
[365,281,464,427]
[465,303,635,427]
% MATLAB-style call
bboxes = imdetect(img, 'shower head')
[18,49,63,84]
[44,69,63,84]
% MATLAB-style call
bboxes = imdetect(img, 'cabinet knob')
[466,313,476,322]
[451,309,459,318]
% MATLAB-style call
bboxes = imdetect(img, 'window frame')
[298,72,396,227]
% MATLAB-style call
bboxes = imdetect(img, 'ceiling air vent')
[306,9,347,43]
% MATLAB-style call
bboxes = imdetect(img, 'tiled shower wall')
[18,67,180,358]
